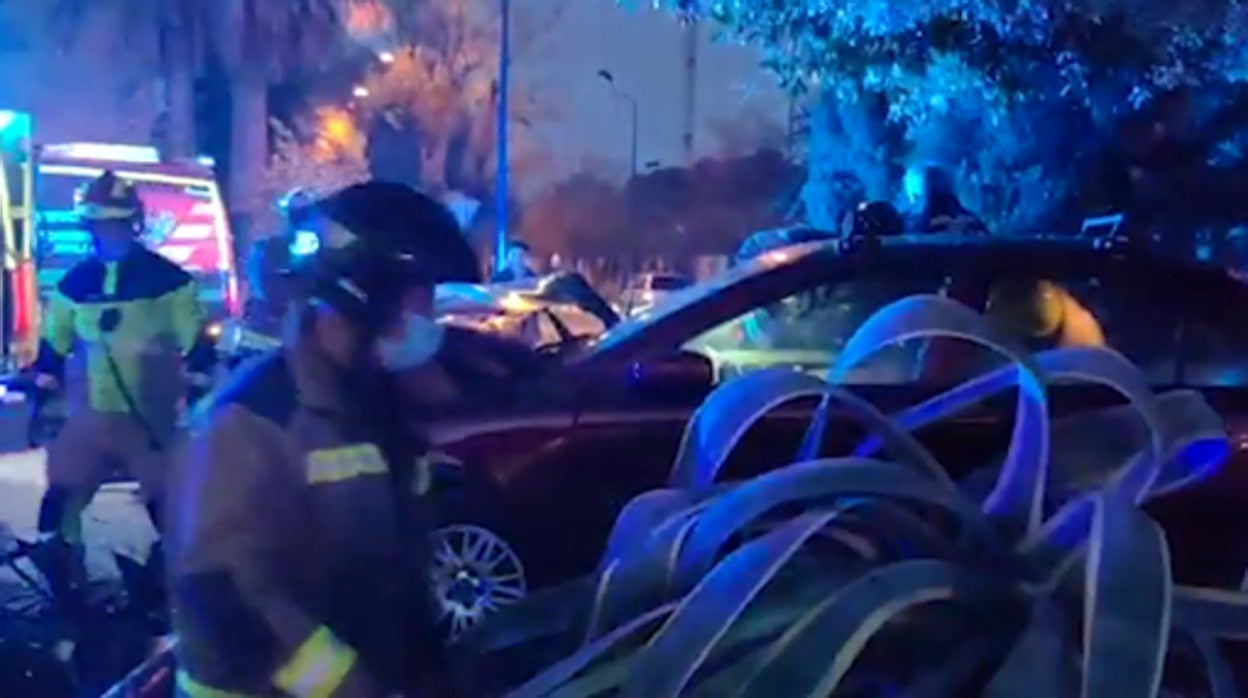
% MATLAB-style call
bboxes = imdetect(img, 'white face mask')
[375,312,446,371]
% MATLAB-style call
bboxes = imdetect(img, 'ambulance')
[0,109,241,370]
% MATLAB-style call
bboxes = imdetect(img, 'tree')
[43,0,197,155]
[641,0,1248,233]
[522,172,629,258]
[350,0,554,198]
[625,149,803,259]
[259,105,369,236]
[46,0,357,245]
[706,104,786,158]
[198,0,347,242]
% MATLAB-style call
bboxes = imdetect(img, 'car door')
[523,256,956,582]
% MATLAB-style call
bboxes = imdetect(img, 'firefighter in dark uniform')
[166,182,480,697]
[31,170,215,601]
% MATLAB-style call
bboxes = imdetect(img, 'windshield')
[586,241,830,355]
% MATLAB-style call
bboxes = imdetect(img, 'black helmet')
[301,181,481,326]
[77,170,144,228]
[848,200,905,239]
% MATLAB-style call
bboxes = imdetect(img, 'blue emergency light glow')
[0,110,15,132]
[289,229,321,257]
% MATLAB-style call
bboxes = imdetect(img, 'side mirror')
[628,350,714,397]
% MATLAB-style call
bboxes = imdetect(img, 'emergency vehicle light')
[0,110,14,132]
[43,143,161,164]
[289,229,321,257]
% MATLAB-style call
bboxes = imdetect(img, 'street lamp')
[378,50,395,64]
[494,0,512,273]
[352,85,369,98]
[597,69,639,178]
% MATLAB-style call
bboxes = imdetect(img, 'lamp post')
[494,0,512,273]
[597,70,639,178]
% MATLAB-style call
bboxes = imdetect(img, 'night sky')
[515,1,790,188]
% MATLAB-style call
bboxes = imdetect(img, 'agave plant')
[460,294,1248,698]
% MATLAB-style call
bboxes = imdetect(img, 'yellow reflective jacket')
[35,244,209,440]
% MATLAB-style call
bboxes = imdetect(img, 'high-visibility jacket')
[33,244,212,441]
[165,335,442,697]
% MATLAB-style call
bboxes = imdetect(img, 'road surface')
[0,447,154,601]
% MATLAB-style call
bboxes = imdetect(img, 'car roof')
[583,233,1237,360]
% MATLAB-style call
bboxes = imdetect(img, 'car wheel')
[429,523,528,640]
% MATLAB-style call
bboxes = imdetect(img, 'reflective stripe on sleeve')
[306,444,388,484]
[175,671,263,698]
[272,626,357,698]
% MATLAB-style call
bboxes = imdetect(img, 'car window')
[683,274,949,384]
[967,273,1179,383]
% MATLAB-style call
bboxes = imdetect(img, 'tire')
[429,486,528,640]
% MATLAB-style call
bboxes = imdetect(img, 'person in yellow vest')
[30,170,215,606]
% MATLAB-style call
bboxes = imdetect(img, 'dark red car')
[429,233,1248,636]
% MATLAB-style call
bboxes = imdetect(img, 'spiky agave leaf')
[668,367,951,493]
[726,559,1008,698]
[503,601,678,698]
[1082,491,1172,698]
[618,511,844,698]
[583,491,714,642]
[982,598,1073,697]
[584,514,702,643]
[599,488,696,568]
[592,476,929,644]
[1017,493,1100,584]
[585,490,740,642]
[1134,390,1228,500]
[479,293,1238,698]
[672,458,993,591]
[1005,347,1163,502]
[555,562,860,698]
[818,499,957,560]
[1171,591,1248,697]
[1021,391,1228,585]
[794,382,953,487]
[821,294,1051,536]
[854,346,1149,459]
[900,632,1015,698]
[1047,389,1225,503]
[1187,633,1239,698]
[1171,586,1248,640]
